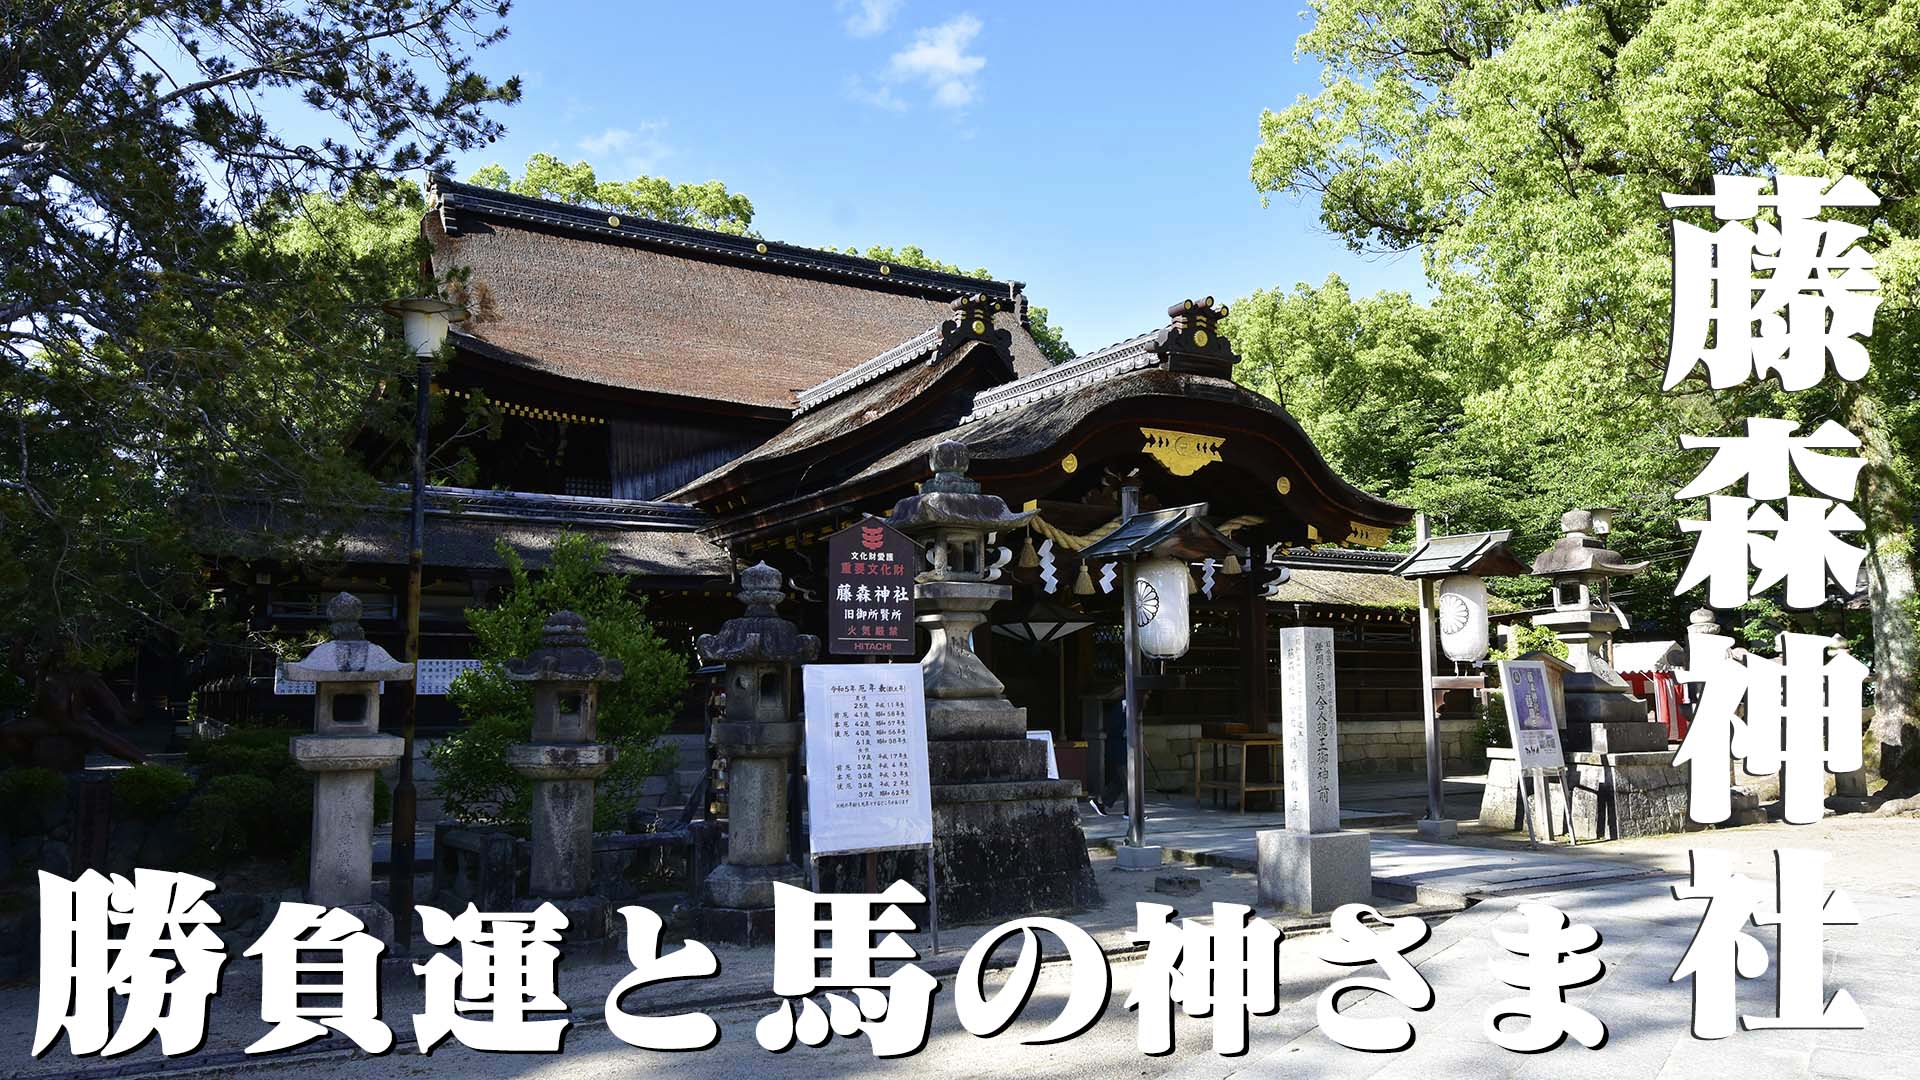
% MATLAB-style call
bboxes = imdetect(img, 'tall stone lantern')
[886,441,1098,921]
[1529,508,1662,752]
[505,611,622,934]
[286,592,412,944]
[694,562,818,944]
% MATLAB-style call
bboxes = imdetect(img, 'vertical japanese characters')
[1664,174,1878,827]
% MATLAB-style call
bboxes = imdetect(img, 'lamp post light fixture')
[379,295,466,952]
[1393,519,1528,837]
[1080,492,1243,862]
[989,598,1097,645]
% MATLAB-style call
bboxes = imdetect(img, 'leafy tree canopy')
[1240,0,1920,772]
[2,2,519,670]
[468,153,756,235]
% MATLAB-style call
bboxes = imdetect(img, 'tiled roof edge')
[964,331,1161,421]
[792,326,943,414]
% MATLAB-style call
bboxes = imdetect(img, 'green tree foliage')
[430,533,687,831]
[0,2,519,672]
[469,153,755,234]
[1240,0,1918,729]
[851,244,1076,365]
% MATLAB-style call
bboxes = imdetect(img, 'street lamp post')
[380,296,466,951]
[1079,492,1243,865]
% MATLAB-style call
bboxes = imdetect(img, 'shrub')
[0,767,68,834]
[111,764,194,820]
[180,728,316,867]
[431,532,687,832]
[0,765,66,805]
[1490,624,1567,662]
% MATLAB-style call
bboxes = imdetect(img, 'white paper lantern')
[1135,556,1192,660]
[1437,573,1490,662]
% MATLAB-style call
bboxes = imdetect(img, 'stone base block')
[703,861,806,910]
[693,904,778,947]
[1481,748,1690,838]
[1115,844,1164,871]
[1571,721,1669,755]
[929,738,1051,784]
[926,698,1027,740]
[818,783,1099,925]
[290,733,404,773]
[339,902,394,947]
[1415,818,1459,840]
[513,894,611,945]
[1257,829,1373,914]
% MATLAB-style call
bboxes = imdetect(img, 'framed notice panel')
[1499,659,1566,770]
[801,663,933,856]
[825,516,917,656]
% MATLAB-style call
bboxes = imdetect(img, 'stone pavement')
[1085,794,1662,903]
[1163,867,1919,1079]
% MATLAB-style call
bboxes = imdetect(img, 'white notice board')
[802,663,933,856]
[1026,730,1059,779]
[1499,659,1567,770]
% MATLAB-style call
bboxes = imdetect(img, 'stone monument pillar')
[286,592,411,944]
[505,611,622,937]
[1257,626,1372,913]
[886,441,1098,922]
[1529,508,1665,754]
[695,562,817,944]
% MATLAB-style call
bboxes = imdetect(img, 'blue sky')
[442,2,1427,352]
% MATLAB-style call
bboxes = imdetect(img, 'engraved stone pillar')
[286,593,411,944]
[695,563,817,945]
[505,612,621,937]
[1258,626,1371,913]
[886,441,1098,922]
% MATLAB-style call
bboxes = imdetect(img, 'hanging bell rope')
[1017,531,1040,569]
[1072,561,1096,596]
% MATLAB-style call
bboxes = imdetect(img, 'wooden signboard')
[825,516,917,656]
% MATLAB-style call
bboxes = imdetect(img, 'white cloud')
[577,122,672,175]
[840,0,902,37]
[578,127,632,155]
[845,75,909,112]
[869,14,984,110]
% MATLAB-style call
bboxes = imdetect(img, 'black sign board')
[826,516,917,656]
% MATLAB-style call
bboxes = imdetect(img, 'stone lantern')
[286,592,412,944]
[886,441,1097,922]
[694,562,818,944]
[889,440,1034,738]
[1529,508,1662,751]
[505,611,622,933]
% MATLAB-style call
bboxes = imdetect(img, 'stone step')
[928,738,1049,784]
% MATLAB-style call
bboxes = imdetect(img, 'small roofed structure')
[1080,503,1246,564]
[1392,529,1529,579]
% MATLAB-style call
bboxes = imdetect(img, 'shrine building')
[210,179,1486,790]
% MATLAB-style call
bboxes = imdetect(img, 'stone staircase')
[634,731,708,818]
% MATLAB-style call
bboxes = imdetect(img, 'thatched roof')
[1268,568,1421,609]
[426,180,1048,410]
[212,486,732,585]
